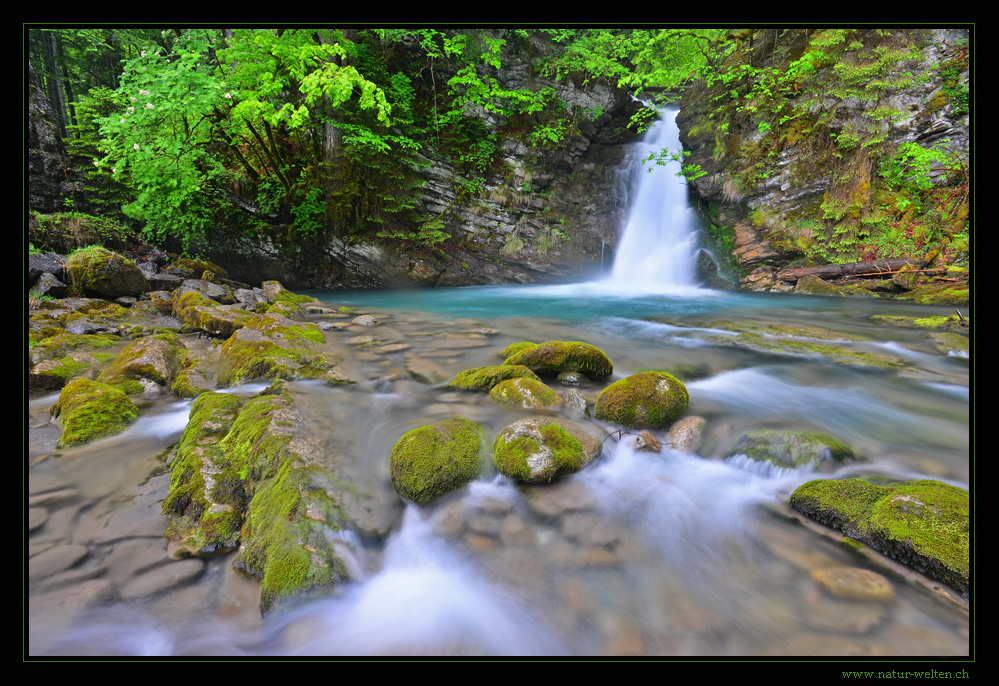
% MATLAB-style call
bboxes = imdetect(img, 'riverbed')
[27,282,970,658]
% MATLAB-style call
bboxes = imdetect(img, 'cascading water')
[606,106,702,293]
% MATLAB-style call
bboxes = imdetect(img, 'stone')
[594,371,688,429]
[811,567,896,603]
[389,417,487,504]
[493,417,603,483]
[788,478,969,597]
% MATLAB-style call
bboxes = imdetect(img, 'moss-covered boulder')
[594,371,689,429]
[172,289,255,339]
[234,459,350,614]
[497,341,538,359]
[162,391,245,557]
[389,417,487,504]
[788,478,970,597]
[50,377,140,447]
[445,364,542,391]
[502,340,613,379]
[217,313,350,387]
[164,387,353,613]
[493,417,603,483]
[64,246,147,299]
[98,332,184,393]
[731,429,855,470]
[488,377,563,409]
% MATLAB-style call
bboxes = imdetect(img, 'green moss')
[488,377,562,408]
[594,372,689,429]
[445,364,542,391]
[789,477,969,595]
[493,420,588,483]
[497,341,538,359]
[502,340,613,378]
[235,460,349,613]
[389,417,486,504]
[216,314,346,387]
[50,377,140,447]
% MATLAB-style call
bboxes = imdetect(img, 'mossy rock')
[445,364,542,391]
[389,418,487,504]
[217,313,349,387]
[902,281,970,306]
[788,478,969,597]
[64,246,147,299]
[493,417,603,483]
[488,377,563,409]
[98,332,184,391]
[50,377,140,447]
[497,341,538,359]
[234,459,350,614]
[871,314,970,333]
[731,429,855,470]
[502,340,613,378]
[594,371,689,429]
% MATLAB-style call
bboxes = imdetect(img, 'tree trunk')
[775,258,924,283]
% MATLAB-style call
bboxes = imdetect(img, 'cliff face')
[204,37,645,290]
[676,28,970,291]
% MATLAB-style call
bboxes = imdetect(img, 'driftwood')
[776,258,922,283]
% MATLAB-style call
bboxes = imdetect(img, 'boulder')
[216,313,349,388]
[50,378,139,447]
[445,364,542,391]
[502,340,613,378]
[594,371,688,429]
[389,417,487,504]
[730,429,855,470]
[98,332,184,393]
[493,417,603,483]
[488,377,563,409]
[63,246,147,299]
[788,478,969,597]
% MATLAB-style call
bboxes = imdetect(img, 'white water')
[607,106,702,293]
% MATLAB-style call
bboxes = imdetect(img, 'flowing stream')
[27,110,970,658]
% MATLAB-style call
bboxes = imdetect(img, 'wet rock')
[731,429,855,470]
[29,544,90,581]
[667,415,705,453]
[562,388,590,417]
[811,567,896,603]
[634,431,661,453]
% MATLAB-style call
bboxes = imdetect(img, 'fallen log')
[776,258,922,283]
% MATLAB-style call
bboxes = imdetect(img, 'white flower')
[131,97,137,102]
[224,92,232,99]
[139,89,151,96]
[134,143,140,151]
[141,51,146,57]
[127,107,135,113]
[120,119,125,124]
[146,103,155,109]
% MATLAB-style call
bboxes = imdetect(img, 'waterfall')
[606,106,701,293]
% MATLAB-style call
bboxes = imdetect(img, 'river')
[26,109,970,659]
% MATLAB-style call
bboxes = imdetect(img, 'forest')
[27,27,970,290]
